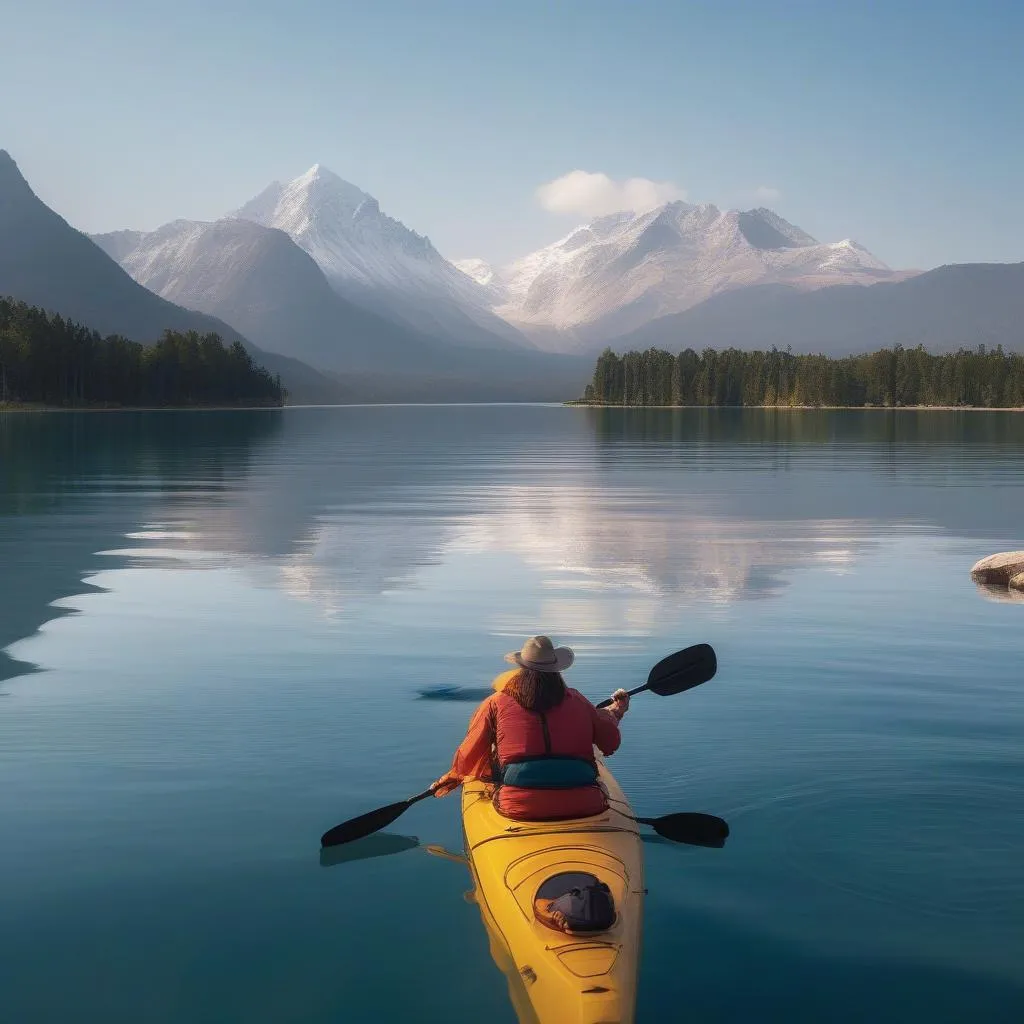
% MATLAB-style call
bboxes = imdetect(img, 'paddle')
[320,787,436,848]
[594,643,717,709]
[631,811,729,848]
[320,642,718,849]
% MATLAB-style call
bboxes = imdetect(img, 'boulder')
[970,551,1024,585]
[1011,572,1024,593]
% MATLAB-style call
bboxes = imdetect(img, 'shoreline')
[0,402,284,414]
[4,401,1024,414]
[564,402,1024,412]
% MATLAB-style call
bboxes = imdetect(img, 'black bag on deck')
[535,872,616,933]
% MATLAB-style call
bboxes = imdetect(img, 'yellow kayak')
[461,760,644,1024]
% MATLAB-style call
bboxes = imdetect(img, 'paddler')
[431,635,631,820]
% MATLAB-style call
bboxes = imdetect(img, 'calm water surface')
[1,406,1023,1023]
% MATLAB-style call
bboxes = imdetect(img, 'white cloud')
[754,185,782,201]
[536,170,686,218]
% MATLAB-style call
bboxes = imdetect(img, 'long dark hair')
[506,669,567,713]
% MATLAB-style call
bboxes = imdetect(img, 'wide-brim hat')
[504,635,575,672]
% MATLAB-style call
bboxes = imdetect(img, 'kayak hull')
[461,760,644,1024]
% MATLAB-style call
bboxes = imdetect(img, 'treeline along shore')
[0,298,284,409]
[576,344,1024,409]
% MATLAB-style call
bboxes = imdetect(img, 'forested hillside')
[0,298,284,407]
[581,345,1024,409]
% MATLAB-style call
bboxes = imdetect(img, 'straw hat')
[504,635,575,672]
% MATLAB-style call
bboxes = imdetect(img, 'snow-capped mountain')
[232,165,527,350]
[90,214,591,399]
[460,202,899,351]
[91,217,464,374]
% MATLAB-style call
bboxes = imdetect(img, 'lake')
[2,406,1023,1023]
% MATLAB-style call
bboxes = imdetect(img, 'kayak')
[461,759,644,1024]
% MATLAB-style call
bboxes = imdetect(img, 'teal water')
[1,406,1023,1023]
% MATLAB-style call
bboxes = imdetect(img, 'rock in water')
[970,551,1024,585]
[1011,572,1024,593]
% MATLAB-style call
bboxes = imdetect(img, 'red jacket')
[449,670,624,820]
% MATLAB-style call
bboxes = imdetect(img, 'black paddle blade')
[320,799,413,848]
[639,812,729,848]
[646,643,717,697]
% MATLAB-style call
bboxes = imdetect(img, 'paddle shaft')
[594,682,649,710]
[406,787,437,806]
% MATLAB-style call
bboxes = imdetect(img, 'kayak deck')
[462,761,644,1024]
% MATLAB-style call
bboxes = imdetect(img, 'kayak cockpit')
[534,871,616,935]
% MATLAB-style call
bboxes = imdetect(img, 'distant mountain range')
[0,151,588,402]
[614,263,1024,355]
[3,146,1024,404]
[84,159,1024,369]
[456,203,907,351]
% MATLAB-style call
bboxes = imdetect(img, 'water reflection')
[418,686,496,702]
[473,894,542,1024]
[318,832,420,868]
[448,484,867,606]
[583,407,1024,535]
[584,405,1024,450]
[973,581,1024,604]
[0,410,283,682]
[6,406,1024,686]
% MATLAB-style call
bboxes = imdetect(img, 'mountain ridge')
[458,200,899,352]
[0,149,342,402]
[610,261,1024,357]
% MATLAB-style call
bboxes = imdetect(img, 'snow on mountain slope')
[453,258,495,287]
[232,165,528,349]
[479,202,897,351]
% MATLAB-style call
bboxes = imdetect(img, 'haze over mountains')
[97,160,1024,366]
[3,144,1023,406]
[94,217,455,375]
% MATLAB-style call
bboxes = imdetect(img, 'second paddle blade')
[320,799,412,848]
[643,811,729,848]
[647,643,717,697]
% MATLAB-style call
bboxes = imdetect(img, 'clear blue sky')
[2,0,1022,270]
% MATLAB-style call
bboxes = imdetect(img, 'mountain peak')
[0,149,34,200]
[289,164,371,208]
[297,162,345,187]
[231,167,525,350]
[737,207,818,248]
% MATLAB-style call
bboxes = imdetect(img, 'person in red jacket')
[431,635,630,820]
